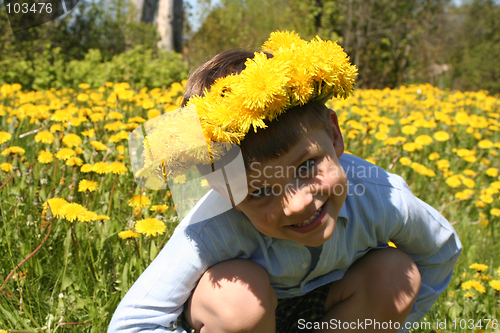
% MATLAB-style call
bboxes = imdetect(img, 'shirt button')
[301,262,309,269]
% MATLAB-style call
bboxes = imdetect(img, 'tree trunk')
[131,0,145,22]
[157,0,183,52]
[142,0,159,23]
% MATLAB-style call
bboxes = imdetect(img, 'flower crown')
[187,30,358,146]
[131,30,357,184]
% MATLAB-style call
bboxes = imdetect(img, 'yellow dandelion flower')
[491,208,500,216]
[78,179,99,192]
[90,141,108,151]
[90,113,105,122]
[478,139,494,149]
[399,157,412,166]
[200,179,209,187]
[92,162,110,174]
[455,189,474,200]
[374,132,388,141]
[402,142,422,152]
[44,198,69,218]
[66,157,83,166]
[150,204,169,213]
[0,131,12,144]
[77,93,89,102]
[62,133,82,147]
[456,148,475,157]
[54,148,76,161]
[50,124,63,132]
[128,194,151,209]
[108,111,124,120]
[237,53,290,114]
[59,203,89,222]
[262,30,307,53]
[462,178,475,188]
[1,146,25,156]
[486,168,499,177]
[80,163,93,173]
[461,280,486,293]
[470,263,489,272]
[388,241,397,248]
[78,83,90,89]
[95,215,110,220]
[446,175,462,188]
[464,292,474,298]
[433,131,450,142]
[428,152,440,161]
[38,150,54,164]
[489,280,500,291]
[436,159,450,171]
[81,129,95,138]
[1,162,12,172]
[129,116,146,123]
[415,134,433,146]
[173,174,186,184]
[480,157,491,166]
[51,110,71,122]
[479,194,494,204]
[476,200,486,208]
[463,169,476,176]
[118,229,141,239]
[117,145,125,154]
[135,218,166,237]
[455,112,470,125]
[490,181,500,189]
[142,100,156,109]
[107,161,128,175]
[463,155,477,163]
[401,125,418,135]
[147,109,161,120]
[80,210,99,222]
[35,131,55,144]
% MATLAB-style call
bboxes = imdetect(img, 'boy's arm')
[108,227,212,333]
[388,177,462,324]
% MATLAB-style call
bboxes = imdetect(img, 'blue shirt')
[108,153,462,332]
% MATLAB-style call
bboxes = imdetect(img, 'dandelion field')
[0,82,500,332]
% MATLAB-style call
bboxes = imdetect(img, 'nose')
[282,184,314,216]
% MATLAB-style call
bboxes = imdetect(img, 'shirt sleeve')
[387,176,462,332]
[107,227,213,332]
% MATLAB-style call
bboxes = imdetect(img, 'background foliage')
[1,0,500,92]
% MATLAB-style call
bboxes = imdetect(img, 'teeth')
[293,206,323,227]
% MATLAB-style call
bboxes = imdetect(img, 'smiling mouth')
[291,204,325,227]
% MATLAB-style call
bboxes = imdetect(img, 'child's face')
[234,111,346,247]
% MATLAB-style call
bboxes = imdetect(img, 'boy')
[109,31,461,332]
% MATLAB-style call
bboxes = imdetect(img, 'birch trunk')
[157,0,183,52]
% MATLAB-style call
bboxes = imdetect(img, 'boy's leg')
[318,248,421,332]
[185,259,278,333]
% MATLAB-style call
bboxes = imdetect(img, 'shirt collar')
[338,201,349,225]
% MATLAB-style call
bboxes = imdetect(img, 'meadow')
[0,81,499,332]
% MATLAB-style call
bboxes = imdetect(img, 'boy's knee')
[361,248,421,318]
[186,259,277,332]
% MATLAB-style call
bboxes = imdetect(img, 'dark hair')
[183,50,331,168]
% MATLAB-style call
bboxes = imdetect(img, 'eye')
[250,187,272,198]
[296,159,315,177]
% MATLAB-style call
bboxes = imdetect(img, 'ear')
[328,110,344,158]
